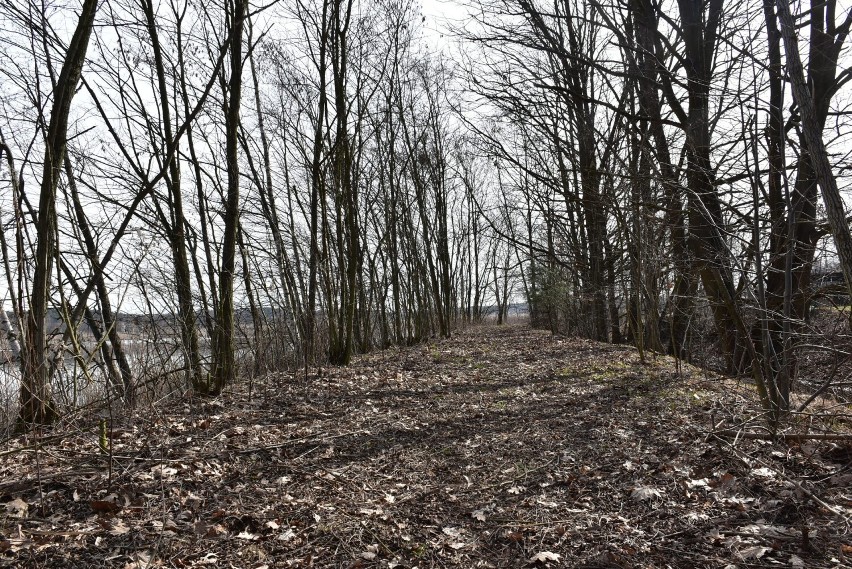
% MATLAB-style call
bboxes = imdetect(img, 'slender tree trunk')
[1,137,26,373]
[676,0,740,369]
[210,0,248,393]
[305,0,331,371]
[141,0,204,391]
[245,26,304,362]
[20,0,98,427]
[630,0,693,357]
[64,155,134,402]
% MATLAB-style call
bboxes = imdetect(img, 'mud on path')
[1,324,850,568]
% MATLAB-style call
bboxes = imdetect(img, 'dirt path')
[1,324,850,568]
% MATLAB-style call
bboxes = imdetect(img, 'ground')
[1,324,851,568]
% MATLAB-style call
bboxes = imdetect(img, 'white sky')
[419,0,470,49]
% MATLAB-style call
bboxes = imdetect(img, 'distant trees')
[463,0,623,342]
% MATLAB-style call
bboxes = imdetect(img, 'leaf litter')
[0,324,850,567]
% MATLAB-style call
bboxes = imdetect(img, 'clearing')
[1,324,850,568]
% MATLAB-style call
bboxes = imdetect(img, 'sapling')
[99,418,108,454]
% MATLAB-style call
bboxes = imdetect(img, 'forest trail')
[1,324,850,568]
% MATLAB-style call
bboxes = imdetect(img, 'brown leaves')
[0,325,848,567]
[629,485,663,502]
[4,497,28,518]
[90,499,121,514]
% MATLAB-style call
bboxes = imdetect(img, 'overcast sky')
[419,0,469,48]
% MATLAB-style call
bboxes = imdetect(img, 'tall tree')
[140,0,205,392]
[209,0,249,393]
[20,0,99,426]
[767,0,852,409]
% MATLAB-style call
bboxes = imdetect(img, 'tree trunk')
[64,155,134,402]
[766,0,852,408]
[777,0,852,327]
[210,0,248,393]
[20,0,98,427]
[141,0,204,392]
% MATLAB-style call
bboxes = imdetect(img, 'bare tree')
[20,0,98,426]
[209,0,249,393]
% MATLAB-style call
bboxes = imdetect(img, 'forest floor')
[1,324,851,568]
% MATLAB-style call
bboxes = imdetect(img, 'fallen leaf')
[278,529,297,541]
[91,500,121,514]
[799,442,820,458]
[471,509,487,521]
[505,531,524,543]
[751,467,775,478]
[630,486,662,501]
[109,520,131,535]
[713,472,738,495]
[123,549,153,569]
[529,551,561,563]
[738,545,770,560]
[739,523,800,539]
[5,498,27,518]
[151,465,178,478]
[205,524,228,538]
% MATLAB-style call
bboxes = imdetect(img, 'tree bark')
[141,0,204,393]
[210,0,248,393]
[20,0,98,427]
[776,0,852,324]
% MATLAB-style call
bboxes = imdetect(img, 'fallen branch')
[709,433,851,526]
[711,430,852,442]
[235,429,369,454]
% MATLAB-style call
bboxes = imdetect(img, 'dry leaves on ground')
[0,324,850,568]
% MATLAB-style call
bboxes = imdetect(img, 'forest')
[0,0,852,565]
[0,0,850,426]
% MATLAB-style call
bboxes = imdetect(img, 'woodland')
[1,0,852,565]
